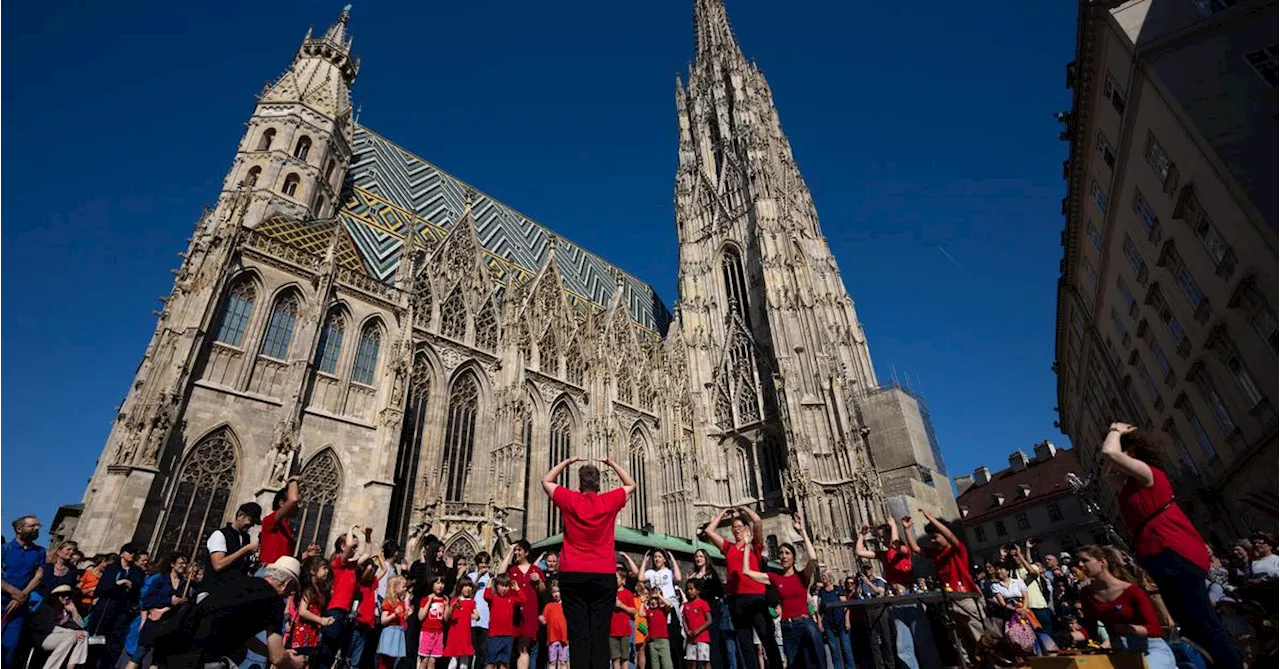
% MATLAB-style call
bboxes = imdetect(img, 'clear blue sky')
[2,0,1077,530]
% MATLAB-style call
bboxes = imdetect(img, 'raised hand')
[901,515,913,530]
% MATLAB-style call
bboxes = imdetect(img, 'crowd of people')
[1,424,1276,669]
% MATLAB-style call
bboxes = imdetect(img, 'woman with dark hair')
[89,544,145,669]
[1076,545,1176,669]
[507,539,547,669]
[684,548,732,669]
[124,553,188,669]
[1101,423,1242,668]
[741,515,822,668]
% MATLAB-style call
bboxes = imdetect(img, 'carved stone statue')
[267,417,299,487]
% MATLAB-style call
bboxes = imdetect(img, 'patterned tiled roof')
[338,126,673,333]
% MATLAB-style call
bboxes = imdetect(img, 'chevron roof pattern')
[337,126,673,333]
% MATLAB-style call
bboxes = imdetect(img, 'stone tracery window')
[155,429,238,559]
[721,246,750,319]
[629,429,650,528]
[441,287,467,341]
[757,435,784,502]
[565,343,586,386]
[314,311,345,374]
[442,372,480,502]
[352,323,381,385]
[282,173,301,198]
[733,441,759,501]
[539,328,559,375]
[389,354,432,544]
[475,302,498,352]
[295,449,342,555]
[260,292,301,360]
[618,374,635,405]
[546,402,574,536]
[215,280,256,347]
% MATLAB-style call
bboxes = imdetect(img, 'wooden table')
[1024,653,1148,669]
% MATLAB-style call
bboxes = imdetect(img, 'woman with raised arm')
[1101,423,1241,668]
[543,456,633,669]
[741,515,823,668]
[701,506,782,669]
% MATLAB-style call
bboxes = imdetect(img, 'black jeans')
[559,572,616,669]
[1141,549,1242,669]
[729,595,782,669]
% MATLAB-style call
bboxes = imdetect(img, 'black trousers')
[729,595,781,669]
[559,572,616,669]
[1141,549,1243,669]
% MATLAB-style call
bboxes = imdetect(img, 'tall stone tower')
[674,0,886,566]
[74,8,361,554]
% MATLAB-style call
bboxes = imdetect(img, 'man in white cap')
[159,556,306,669]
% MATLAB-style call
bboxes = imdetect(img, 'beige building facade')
[71,1,947,571]
[1054,0,1277,543]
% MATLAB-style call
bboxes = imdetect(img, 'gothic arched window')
[295,449,342,555]
[389,354,432,544]
[440,287,467,340]
[257,128,276,152]
[314,311,345,375]
[352,323,382,386]
[475,303,498,352]
[757,435,784,501]
[282,173,301,198]
[215,280,256,347]
[618,374,635,405]
[260,292,301,360]
[734,442,759,501]
[324,158,336,182]
[442,372,480,502]
[155,429,238,559]
[244,166,262,188]
[629,429,649,528]
[721,246,750,319]
[539,328,558,375]
[546,402,574,536]
[293,135,312,161]
[565,343,586,386]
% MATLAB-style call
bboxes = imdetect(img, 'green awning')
[531,525,725,561]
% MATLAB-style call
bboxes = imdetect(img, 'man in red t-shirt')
[259,477,300,566]
[915,508,984,661]
[543,456,634,669]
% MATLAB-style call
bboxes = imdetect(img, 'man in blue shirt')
[2,515,45,665]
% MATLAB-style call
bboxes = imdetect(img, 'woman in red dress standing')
[1101,423,1242,668]
[506,540,546,669]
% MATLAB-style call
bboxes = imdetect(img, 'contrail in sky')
[937,245,965,270]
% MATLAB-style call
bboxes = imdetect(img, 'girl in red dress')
[292,556,335,654]
[505,540,546,669]
[443,577,480,667]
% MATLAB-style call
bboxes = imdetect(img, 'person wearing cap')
[90,543,145,669]
[29,584,88,669]
[159,556,306,669]
[206,502,262,584]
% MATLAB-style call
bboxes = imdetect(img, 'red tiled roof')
[956,449,1082,524]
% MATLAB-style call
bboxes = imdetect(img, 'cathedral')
[72,0,948,571]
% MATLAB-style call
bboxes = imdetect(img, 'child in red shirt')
[681,581,713,669]
[644,590,673,669]
[443,577,479,666]
[417,577,449,668]
[484,574,524,669]
[612,569,638,669]
[539,584,569,669]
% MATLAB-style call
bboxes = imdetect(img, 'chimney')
[954,474,974,495]
[1009,449,1030,472]
[1034,440,1058,462]
[973,466,991,485]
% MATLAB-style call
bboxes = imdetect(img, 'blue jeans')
[822,625,854,669]
[716,602,739,669]
[1141,549,1242,669]
[891,605,939,669]
[348,624,370,668]
[2,606,27,667]
[1114,635,1177,669]
[779,618,824,669]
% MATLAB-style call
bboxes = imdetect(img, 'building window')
[154,428,238,558]
[1132,189,1159,232]
[1225,353,1263,407]
[1084,258,1098,284]
[1016,513,1030,531]
[974,526,988,542]
[734,444,759,500]
[293,135,312,161]
[1175,438,1200,476]
[1122,235,1145,275]
[546,402,574,535]
[721,247,750,319]
[1151,341,1172,376]
[1110,308,1129,340]
[1245,45,1279,88]
[442,372,480,502]
[995,520,1008,537]
[1203,386,1236,435]
[1118,277,1136,310]
[1160,307,1186,347]
[352,323,381,386]
[1096,132,1116,169]
[1138,365,1160,402]
[1193,0,1238,14]
[1091,180,1109,214]
[1176,267,1205,311]
[295,450,342,557]
[1047,502,1063,522]
[1190,414,1217,458]
[1190,214,1229,266]
[1251,307,1278,355]
[257,128,276,152]
[1104,73,1126,115]
[440,287,467,340]
[314,311,345,375]
[324,158,336,181]
[260,292,301,360]
[244,166,262,187]
[1088,221,1103,250]
[473,303,498,352]
[215,281,256,347]
[629,429,649,528]
[1144,133,1172,181]
[282,173,301,197]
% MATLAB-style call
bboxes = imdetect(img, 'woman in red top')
[742,514,821,669]
[703,505,782,669]
[1102,423,1241,668]
[505,540,546,669]
[442,577,479,663]
[1076,545,1177,669]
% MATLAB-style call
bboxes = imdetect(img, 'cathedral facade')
[73,0,897,571]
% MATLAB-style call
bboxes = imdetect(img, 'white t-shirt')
[991,578,1028,603]
[206,530,229,555]
[1251,554,1279,580]
[644,567,679,604]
